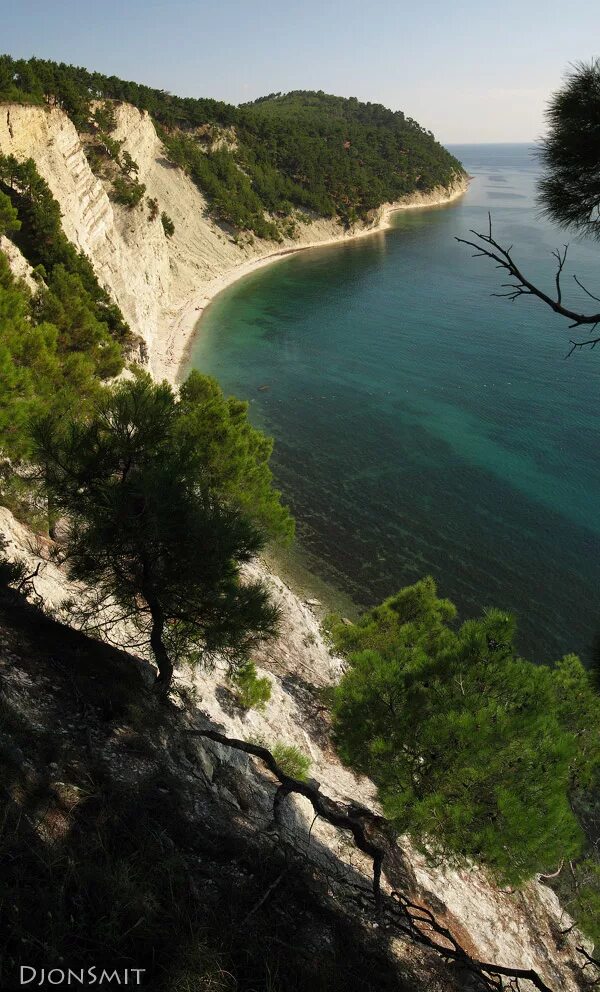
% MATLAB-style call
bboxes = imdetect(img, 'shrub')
[83,145,105,176]
[93,101,117,134]
[112,174,146,208]
[98,132,123,161]
[120,150,139,177]
[0,189,20,236]
[248,737,312,781]
[147,197,159,222]
[161,211,175,237]
[230,660,271,711]
[271,743,311,781]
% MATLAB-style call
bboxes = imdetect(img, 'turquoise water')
[190,145,600,664]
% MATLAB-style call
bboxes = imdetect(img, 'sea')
[189,145,600,665]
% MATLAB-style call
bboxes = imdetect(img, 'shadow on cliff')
[0,589,464,991]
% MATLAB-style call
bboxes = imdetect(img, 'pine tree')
[34,375,281,689]
[331,578,599,884]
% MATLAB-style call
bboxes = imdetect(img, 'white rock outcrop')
[0,234,38,292]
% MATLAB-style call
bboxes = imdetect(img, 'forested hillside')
[0,56,465,237]
[243,91,463,221]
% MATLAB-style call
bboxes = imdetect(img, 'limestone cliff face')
[0,103,183,376]
[0,234,37,292]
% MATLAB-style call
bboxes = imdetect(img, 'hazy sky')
[5,0,600,143]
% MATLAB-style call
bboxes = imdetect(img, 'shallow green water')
[190,145,600,663]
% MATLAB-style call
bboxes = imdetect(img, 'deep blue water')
[190,145,600,664]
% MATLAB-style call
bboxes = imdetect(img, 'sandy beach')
[164,178,469,384]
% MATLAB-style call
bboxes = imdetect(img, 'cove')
[189,145,600,664]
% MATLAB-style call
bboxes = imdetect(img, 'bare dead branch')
[189,725,386,901]
[189,726,560,992]
[550,245,568,305]
[456,214,600,355]
[16,561,41,593]
[573,274,600,304]
[538,859,564,880]
[577,946,600,969]
[240,869,288,925]
[565,331,600,358]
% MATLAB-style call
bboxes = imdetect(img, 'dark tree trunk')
[45,464,58,541]
[141,564,173,690]
[150,610,173,690]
